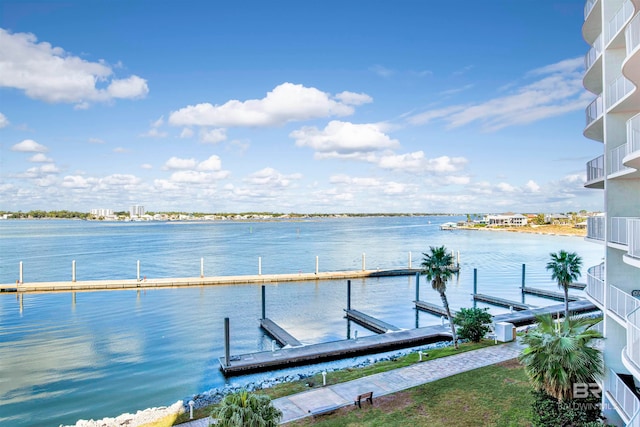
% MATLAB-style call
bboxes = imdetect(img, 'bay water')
[0,216,603,426]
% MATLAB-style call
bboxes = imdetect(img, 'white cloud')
[525,180,541,192]
[496,182,517,193]
[0,112,9,128]
[245,167,302,188]
[140,128,168,138]
[168,82,363,127]
[29,153,53,163]
[370,65,393,77]
[200,128,227,144]
[407,57,586,131]
[180,128,194,138]
[291,120,399,159]
[0,28,148,106]
[12,139,48,152]
[88,137,105,144]
[62,175,93,188]
[197,155,223,171]
[334,91,373,106]
[141,163,153,169]
[377,152,468,173]
[164,157,197,170]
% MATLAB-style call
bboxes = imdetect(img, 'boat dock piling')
[259,285,303,347]
[345,279,400,333]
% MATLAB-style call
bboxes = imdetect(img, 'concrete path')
[177,340,524,426]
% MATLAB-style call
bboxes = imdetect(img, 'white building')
[582,0,640,425]
[90,208,114,217]
[484,213,528,227]
[129,205,145,218]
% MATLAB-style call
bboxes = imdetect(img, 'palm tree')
[421,245,458,349]
[546,250,583,319]
[212,390,282,427]
[519,314,603,401]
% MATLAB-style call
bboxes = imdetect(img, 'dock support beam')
[224,317,230,367]
[72,260,76,282]
[347,280,351,311]
[415,272,420,301]
[521,264,526,304]
[261,285,266,320]
[473,268,477,295]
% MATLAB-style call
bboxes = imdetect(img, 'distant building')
[485,214,528,227]
[130,205,145,218]
[90,208,114,217]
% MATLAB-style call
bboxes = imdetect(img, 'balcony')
[627,219,640,263]
[605,0,634,47]
[610,144,634,176]
[626,113,640,169]
[623,308,640,380]
[608,285,640,324]
[586,263,605,306]
[607,74,634,109]
[584,0,598,19]
[611,217,630,246]
[607,368,640,426]
[624,13,640,86]
[585,155,605,188]
[585,95,604,141]
[587,215,606,241]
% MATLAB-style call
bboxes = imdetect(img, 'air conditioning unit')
[495,322,516,342]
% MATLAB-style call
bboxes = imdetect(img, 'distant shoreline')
[455,225,586,238]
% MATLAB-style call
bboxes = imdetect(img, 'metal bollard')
[322,371,327,386]
[188,400,195,419]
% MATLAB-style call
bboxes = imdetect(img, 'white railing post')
[362,253,366,271]
[72,260,76,282]
[137,260,140,281]
[19,261,23,284]
[315,256,319,274]
[200,257,204,278]
[258,257,262,276]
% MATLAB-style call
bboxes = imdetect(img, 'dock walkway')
[344,309,401,334]
[521,286,579,302]
[414,300,454,317]
[260,319,303,347]
[0,268,421,293]
[473,293,531,311]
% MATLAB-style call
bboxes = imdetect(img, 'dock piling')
[137,260,140,282]
[224,317,230,367]
[473,268,477,295]
[415,272,420,302]
[261,285,266,319]
[347,280,351,311]
[72,260,76,282]
[521,264,526,304]
[19,261,23,284]
[201,258,204,278]
[258,257,262,276]
[362,253,366,271]
[409,251,412,269]
[315,256,319,275]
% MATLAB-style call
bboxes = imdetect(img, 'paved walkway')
[177,340,524,426]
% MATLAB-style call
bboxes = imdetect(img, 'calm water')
[0,217,603,426]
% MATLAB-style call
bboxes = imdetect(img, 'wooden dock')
[568,282,587,290]
[260,318,302,347]
[414,300,455,317]
[219,324,452,375]
[0,268,422,293]
[344,309,401,333]
[522,286,580,302]
[473,293,531,311]
[219,299,599,376]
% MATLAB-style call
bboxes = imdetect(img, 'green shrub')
[453,307,492,342]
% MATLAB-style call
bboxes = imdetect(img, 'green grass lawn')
[285,358,533,426]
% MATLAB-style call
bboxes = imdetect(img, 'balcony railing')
[627,308,640,376]
[627,12,640,57]
[586,154,605,182]
[609,285,640,321]
[585,34,603,70]
[587,216,606,241]
[587,263,605,305]
[611,217,629,245]
[607,74,634,108]
[630,219,640,259]
[606,0,634,45]
[607,368,640,424]
[585,0,598,19]
[629,113,640,155]
[610,144,632,175]
[586,95,603,126]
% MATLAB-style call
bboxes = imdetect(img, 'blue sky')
[0,1,603,214]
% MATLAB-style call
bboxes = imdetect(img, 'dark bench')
[354,391,373,408]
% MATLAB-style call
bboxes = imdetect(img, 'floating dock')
[219,299,599,376]
[521,286,580,302]
[568,282,587,290]
[473,293,532,311]
[260,318,303,347]
[414,300,455,317]
[344,309,401,334]
[0,268,422,293]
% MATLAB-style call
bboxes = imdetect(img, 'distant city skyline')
[0,1,602,213]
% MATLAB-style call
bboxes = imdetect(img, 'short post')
[441,316,445,326]
[408,251,412,269]
[271,339,276,352]
[261,285,266,320]
[362,253,366,271]
[258,257,262,275]
[418,350,423,361]
[315,256,319,275]
[354,330,358,340]
[415,272,420,301]
[188,400,195,419]
[457,251,460,267]
[200,257,204,278]
[19,261,23,284]
[224,317,230,367]
[510,305,514,314]
[72,260,76,282]
[72,292,76,305]
[137,260,140,281]
[473,268,477,295]
[347,280,351,311]
[322,371,327,386]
